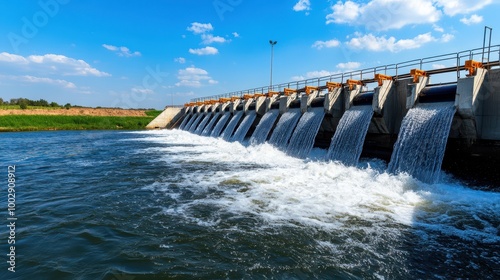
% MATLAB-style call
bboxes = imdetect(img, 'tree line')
[0,98,71,109]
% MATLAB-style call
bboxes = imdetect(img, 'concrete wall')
[146,107,183,129]
[477,68,500,140]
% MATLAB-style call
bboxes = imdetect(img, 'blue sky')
[0,0,498,109]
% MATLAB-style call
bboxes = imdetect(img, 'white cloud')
[232,32,240,38]
[346,32,436,52]
[435,0,493,16]
[102,44,141,57]
[433,24,444,33]
[293,0,311,12]
[0,52,29,64]
[187,22,213,34]
[326,1,360,24]
[291,70,338,81]
[201,34,228,44]
[102,44,118,51]
[132,88,154,94]
[0,52,110,77]
[0,74,76,89]
[22,75,76,88]
[312,39,340,49]
[176,66,217,87]
[441,33,454,42]
[336,62,361,70]
[460,14,483,25]
[189,46,219,56]
[326,0,441,31]
[175,57,186,64]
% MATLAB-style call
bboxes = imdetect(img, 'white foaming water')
[201,113,220,136]
[250,109,279,145]
[327,105,374,166]
[210,112,231,137]
[388,102,456,184]
[194,114,211,135]
[230,111,257,142]
[268,108,302,150]
[221,110,244,141]
[287,108,325,158]
[135,130,500,244]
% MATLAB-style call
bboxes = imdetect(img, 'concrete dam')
[148,46,500,187]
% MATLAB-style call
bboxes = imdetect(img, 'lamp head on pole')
[269,40,277,46]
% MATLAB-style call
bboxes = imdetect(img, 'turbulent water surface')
[1,130,499,279]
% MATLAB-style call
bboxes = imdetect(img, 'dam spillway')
[149,46,500,187]
[388,101,456,183]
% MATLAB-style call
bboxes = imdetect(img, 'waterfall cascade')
[230,112,257,142]
[388,102,456,183]
[286,108,325,158]
[326,105,374,166]
[269,109,302,150]
[250,109,280,145]
[182,114,196,131]
[188,114,204,133]
[194,114,211,135]
[178,114,191,130]
[221,111,244,141]
[210,112,232,137]
[201,113,220,136]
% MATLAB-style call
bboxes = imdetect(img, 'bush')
[19,102,28,109]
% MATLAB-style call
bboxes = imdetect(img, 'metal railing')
[191,45,500,103]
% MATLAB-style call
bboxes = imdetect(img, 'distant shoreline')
[0,107,154,117]
[0,108,162,132]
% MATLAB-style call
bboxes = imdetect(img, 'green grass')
[144,110,163,117]
[0,115,156,132]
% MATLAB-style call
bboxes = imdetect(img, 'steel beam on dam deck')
[345,79,363,110]
[373,75,394,115]
[279,89,299,114]
[324,82,343,115]
[300,87,320,113]
[406,69,430,109]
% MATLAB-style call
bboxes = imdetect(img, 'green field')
[0,114,160,132]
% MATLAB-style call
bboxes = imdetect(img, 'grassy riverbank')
[0,112,162,132]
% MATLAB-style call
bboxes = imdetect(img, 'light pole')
[269,40,277,90]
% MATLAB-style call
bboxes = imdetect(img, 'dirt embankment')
[0,108,149,117]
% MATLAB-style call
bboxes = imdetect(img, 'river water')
[1,130,499,279]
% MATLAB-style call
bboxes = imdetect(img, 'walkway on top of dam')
[190,45,500,103]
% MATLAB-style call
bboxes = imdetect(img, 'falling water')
[327,105,374,166]
[210,112,232,137]
[194,114,212,135]
[221,111,244,141]
[178,114,191,130]
[201,113,221,136]
[388,102,456,183]
[250,109,280,145]
[268,108,302,150]
[287,108,325,158]
[188,114,204,133]
[182,114,197,131]
[230,112,257,142]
